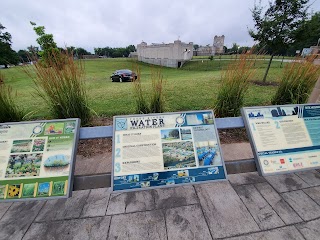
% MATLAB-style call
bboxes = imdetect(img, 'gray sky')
[2,0,320,53]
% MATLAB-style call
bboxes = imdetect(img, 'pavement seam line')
[192,185,214,240]
[0,202,13,222]
[252,183,286,226]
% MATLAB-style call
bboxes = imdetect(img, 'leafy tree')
[17,50,29,62]
[30,21,60,66]
[27,45,40,55]
[249,0,309,82]
[230,43,240,53]
[194,44,199,50]
[0,23,19,68]
[289,11,320,54]
[74,47,91,58]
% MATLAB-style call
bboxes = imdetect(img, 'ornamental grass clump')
[271,56,320,105]
[132,65,166,114]
[214,53,256,117]
[25,50,91,125]
[149,67,165,113]
[132,65,149,114]
[0,72,24,123]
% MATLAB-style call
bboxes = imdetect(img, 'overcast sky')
[2,0,320,53]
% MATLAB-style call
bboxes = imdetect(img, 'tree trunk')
[280,55,285,68]
[262,54,274,83]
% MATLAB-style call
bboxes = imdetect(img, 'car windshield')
[117,70,132,74]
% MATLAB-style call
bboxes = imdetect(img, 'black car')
[110,69,137,82]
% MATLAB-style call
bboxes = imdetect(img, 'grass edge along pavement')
[0,57,298,121]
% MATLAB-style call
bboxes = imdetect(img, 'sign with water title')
[0,119,80,201]
[242,104,320,176]
[112,110,227,191]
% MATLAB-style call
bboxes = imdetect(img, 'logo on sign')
[116,118,127,131]
[280,159,285,164]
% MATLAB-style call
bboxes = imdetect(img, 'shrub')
[271,56,320,105]
[25,50,91,125]
[0,72,24,123]
[214,53,256,117]
[149,67,165,113]
[132,65,149,114]
[132,66,166,114]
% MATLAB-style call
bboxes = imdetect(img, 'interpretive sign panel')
[0,119,80,201]
[112,110,227,191]
[242,104,320,176]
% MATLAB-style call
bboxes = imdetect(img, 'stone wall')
[213,35,225,55]
[136,40,193,68]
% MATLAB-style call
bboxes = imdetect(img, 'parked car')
[110,69,137,82]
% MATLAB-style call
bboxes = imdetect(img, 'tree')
[249,0,309,82]
[290,11,320,54]
[17,50,29,62]
[0,23,19,68]
[230,43,240,53]
[194,44,199,50]
[30,21,60,66]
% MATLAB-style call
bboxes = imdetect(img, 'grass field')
[0,57,284,120]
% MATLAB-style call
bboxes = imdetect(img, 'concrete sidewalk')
[1,170,320,239]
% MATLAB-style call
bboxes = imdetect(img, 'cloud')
[2,0,319,52]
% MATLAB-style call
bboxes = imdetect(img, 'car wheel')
[119,77,123,83]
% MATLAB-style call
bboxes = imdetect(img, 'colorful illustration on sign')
[141,181,150,188]
[166,179,175,185]
[153,173,159,180]
[163,141,196,170]
[65,122,76,134]
[38,182,50,196]
[32,139,46,152]
[185,112,214,125]
[196,141,221,166]
[208,167,219,175]
[180,128,192,140]
[11,139,32,153]
[161,128,180,142]
[0,185,5,198]
[44,154,70,171]
[22,183,35,198]
[44,123,64,135]
[7,184,21,198]
[6,153,42,178]
[177,169,189,177]
[52,181,65,196]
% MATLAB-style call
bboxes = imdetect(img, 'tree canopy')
[0,23,19,67]
[249,0,310,82]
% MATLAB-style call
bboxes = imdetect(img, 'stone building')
[136,40,193,68]
[213,35,225,55]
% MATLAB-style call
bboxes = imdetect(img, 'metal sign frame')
[0,118,80,202]
[241,104,320,176]
[112,110,227,192]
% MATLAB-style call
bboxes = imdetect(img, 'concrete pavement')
[1,170,320,239]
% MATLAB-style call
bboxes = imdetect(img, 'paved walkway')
[1,170,320,240]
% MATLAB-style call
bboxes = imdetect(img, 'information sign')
[112,110,227,191]
[242,104,320,176]
[0,119,80,201]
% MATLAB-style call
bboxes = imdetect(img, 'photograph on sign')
[241,104,320,176]
[112,110,227,191]
[0,119,80,201]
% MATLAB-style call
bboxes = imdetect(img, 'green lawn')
[0,58,283,119]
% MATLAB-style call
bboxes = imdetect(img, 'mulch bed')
[77,117,249,157]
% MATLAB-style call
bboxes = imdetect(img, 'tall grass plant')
[271,56,320,105]
[214,53,257,117]
[0,72,24,122]
[25,50,91,125]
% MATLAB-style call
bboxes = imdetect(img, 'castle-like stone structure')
[136,40,193,68]
[213,35,225,55]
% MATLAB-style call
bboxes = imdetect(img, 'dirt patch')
[251,80,279,86]
[77,117,249,157]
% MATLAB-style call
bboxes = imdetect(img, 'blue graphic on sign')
[115,118,127,131]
